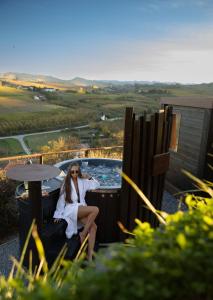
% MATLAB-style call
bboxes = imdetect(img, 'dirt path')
[0,125,89,154]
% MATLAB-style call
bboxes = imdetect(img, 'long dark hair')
[61,162,82,203]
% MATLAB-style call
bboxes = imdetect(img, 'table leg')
[28,181,42,233]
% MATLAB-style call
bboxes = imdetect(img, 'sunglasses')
[71,170,79,174]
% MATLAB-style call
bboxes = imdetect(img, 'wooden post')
[85,150,89,158]
[144,116,156,224]
[203,109,213,181]
[119,107,134,240]
[28,181,42,233]
[151,112,164,226]
[39,155,43,164]
[138,115,147,221]
[129,118,141,230]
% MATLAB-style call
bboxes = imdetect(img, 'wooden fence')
[120,106,173,236]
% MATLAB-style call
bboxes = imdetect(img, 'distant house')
[33,95,46,101]
[100,112,108,121]
[100,115,106,121]
[43,88,56,92]
[34,95,40,101]
[78,87,86,94]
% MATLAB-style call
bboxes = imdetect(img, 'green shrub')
[72,196,213,300]
[0,170,18,241]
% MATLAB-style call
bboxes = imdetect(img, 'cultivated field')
[0,81,212,158]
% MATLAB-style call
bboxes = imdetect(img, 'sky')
[0,0,213,83]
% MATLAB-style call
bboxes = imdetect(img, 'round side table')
[6,164,61,233]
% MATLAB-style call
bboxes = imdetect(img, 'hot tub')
[55,158,122,243]
[54,157,122,189]
[16,158,123,244]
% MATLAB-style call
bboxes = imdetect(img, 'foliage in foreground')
[73,197,213,300]
[0,178,213,300]
[0,170,18,241]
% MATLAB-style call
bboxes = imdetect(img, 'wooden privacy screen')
[120,106,173,236]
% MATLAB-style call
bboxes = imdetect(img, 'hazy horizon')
[1,70,213,85]
[1,0,213,83]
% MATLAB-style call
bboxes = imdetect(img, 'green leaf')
[176,233,187,249]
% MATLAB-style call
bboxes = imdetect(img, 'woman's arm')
[53,192,66,219]
[84,177,100,191]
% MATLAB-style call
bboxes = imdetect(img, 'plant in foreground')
[0,172,212,300]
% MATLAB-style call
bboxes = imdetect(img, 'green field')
[0,86,89,136]
[0,85,160,137]
[0,86,64,114]
[46,92,160,116]
[0,82,212,157]
[23,124,118,153]
[24,130,80,153]
[0,138,25,157]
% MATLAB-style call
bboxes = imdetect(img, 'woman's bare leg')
[79,217,97,260]
[77,206,99,242]
[87,223,97,261]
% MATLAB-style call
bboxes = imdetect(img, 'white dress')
[53,177,100,239]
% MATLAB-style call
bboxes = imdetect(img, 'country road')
[0,117,122,155]
[0,125,89,154]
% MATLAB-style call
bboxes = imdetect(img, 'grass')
[0,82,212,153]
[2,79,70,90]
[0,138,25,157]
[24,130,80,153]
[0,86,65,114]
[23,119,124,153]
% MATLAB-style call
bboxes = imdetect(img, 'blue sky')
[0,0,213,83]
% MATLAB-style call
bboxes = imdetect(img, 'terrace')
[0,102,212,276]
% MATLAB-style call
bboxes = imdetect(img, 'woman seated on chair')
[53,162,100,261]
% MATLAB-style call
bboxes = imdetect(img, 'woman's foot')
[86,252,94,261]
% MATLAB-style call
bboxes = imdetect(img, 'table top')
[6,164,61,181]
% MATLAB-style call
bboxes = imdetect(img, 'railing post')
[85,150,89,157]
[39,155,43,164]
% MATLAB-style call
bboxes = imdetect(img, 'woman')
[53,162,100,261]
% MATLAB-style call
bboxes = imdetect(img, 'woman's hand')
[81,173,91,179]
[54,218,62,223]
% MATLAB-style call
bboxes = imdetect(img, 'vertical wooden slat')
[151,112,164,226]
[165,106,174,150]
[155,107,173,227]
[144,116,155,224]
[138,116,147,220]
[129,119,141,230]
[119,107,134,240]
[154,108,169,226]
[204,108,213,180]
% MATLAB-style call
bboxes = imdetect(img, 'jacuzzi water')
[55,158,122,189]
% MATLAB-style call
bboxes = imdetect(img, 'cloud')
[137,0,213,12]
[68,24,213,83]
